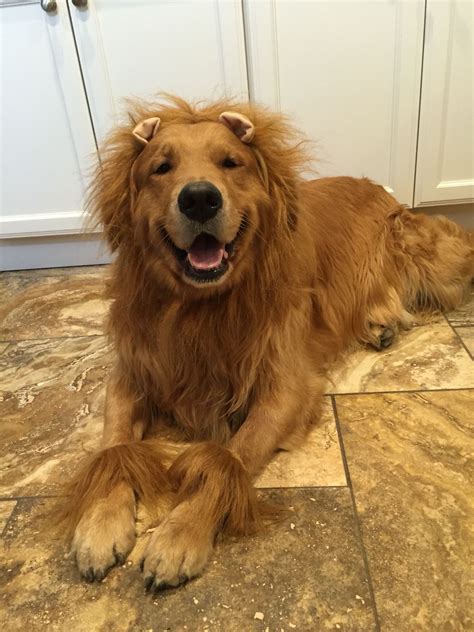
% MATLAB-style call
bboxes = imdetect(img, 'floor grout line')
[0,487,352,503]
[0,333,107,345]
[258,484,349,491]
[327,386,473,397]
[331,395,382,632]
[0,266,108,279]
[0,495,61,501]
[442,313,474,360]
[1,499,20,538]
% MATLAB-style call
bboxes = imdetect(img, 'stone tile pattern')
[328,318,474,394]
[446,287,474,359]
[0,266,111,341]
[1,491,376,632]
[256,398,346,488]
[0,266,473,631]
[336,391,474,631]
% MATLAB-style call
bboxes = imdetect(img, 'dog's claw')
[139,559,145,572]
[153,580,172,593]
[378,326,395,349]
[94,568,106,582]
[144,575,154,591]
[369,324,396,351]
[83,567,96,583]
[143,572,189,594]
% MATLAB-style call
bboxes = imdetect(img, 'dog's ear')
[219,111,255,143]
[132,117,161,146]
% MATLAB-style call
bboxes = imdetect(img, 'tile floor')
[0,266,473,631]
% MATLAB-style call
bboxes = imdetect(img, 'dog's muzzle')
[162,181,245,285]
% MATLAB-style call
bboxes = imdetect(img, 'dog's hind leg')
[363,285,417,351]
[59,369,169,582]
[389,209,473,313]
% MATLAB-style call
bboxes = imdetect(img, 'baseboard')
[0,233,112,272]
[413,202,474,229]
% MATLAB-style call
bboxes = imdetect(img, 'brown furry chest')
[115,303,262,440]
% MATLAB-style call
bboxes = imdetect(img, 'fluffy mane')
[87,96,317,442]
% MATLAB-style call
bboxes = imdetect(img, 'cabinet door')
[68,0,248,144]
[245,0,425,205]
[0,0,97,239]
[414,0,474,206]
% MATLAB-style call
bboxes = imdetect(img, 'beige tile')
[336,390,474,630]
[328,320,474,394]
[1,490,376,631]
[0,336,114,496]
[455,326,474,357]
[0,266,110,341]
[445,287,474,326]
[0,500,16,534]
[256,398,346,488]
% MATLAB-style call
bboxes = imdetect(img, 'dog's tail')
[388,207,473,313]
[54,440,173,541]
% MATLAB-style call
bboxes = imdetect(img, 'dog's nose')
[177,181,223,223]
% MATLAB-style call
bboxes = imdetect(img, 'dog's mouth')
[162,226,244,284]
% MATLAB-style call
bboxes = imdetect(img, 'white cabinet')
[0,0,97,239]
[244,0,425,205]
[414,0,474,206]
[68,0,248,143]
[245,0,473,209]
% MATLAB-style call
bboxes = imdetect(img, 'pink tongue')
[187,234,225,270]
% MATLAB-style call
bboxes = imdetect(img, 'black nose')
[177,181,223,223]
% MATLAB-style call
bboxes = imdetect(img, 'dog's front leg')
[67,369,160,582]
[141,385,314,591]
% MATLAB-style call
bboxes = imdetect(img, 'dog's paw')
[368,324,396,351]
[72,488,136,582]
[141,501,213,592]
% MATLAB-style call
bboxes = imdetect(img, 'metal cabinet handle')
[72,0,88,7]
[40,0,57,12]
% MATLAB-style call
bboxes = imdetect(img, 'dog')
[60,96,473,591]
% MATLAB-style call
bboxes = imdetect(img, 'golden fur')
[61,96,473,589]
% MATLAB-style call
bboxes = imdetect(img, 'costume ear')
[132,117,161,146]
[219,111,255,143]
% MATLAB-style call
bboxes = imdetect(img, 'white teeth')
[223,250,229,260]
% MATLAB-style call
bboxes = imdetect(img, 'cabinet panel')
[415,0,474,206]
[69,0,249,143]
[245,0,425,205]
[0,1,97,238]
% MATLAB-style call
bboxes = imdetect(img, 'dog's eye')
[155,162,172,175]
[222,157,238,169]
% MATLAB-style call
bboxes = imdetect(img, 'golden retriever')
[60,96,473,591]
